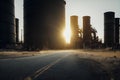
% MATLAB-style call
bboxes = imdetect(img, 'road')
[0,50,110,80]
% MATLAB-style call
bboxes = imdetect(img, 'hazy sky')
[15,0,23,41]
[15,0,120,42]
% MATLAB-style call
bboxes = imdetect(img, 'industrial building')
[104,12,115,47]
[70,15,101,49]
[83,16,92,48]
[24,0,66,50]
[82,16,101,49]
[0,0,15,49]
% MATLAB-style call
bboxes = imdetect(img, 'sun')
[63,27,71,44]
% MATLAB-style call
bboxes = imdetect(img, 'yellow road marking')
[24,54,69,80]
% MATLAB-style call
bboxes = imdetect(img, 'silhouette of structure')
[69,15,101,49]
[82,16,101,49]
[83,16,92,48]
[0,0,15,49]
[24,0,66,50]
[115,18,120,45]
[91,27,102,48]
[104,12,115,47]
[70,16,81,48]
[15,18,19,44]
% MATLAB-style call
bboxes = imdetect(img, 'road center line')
[24,54,70,80]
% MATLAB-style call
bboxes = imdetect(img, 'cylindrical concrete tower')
[70,16,78,27]
[24,0,66,50]
[70,16,79,48]
[83,16,92,48]
[70,16,79,37]
[115,18,120,44]
[0,0,15,49]
[104,12,115,47]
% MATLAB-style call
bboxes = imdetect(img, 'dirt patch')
[75,50,120,80]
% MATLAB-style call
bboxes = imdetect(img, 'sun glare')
[63,27,71,44]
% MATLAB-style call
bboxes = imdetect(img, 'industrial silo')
[83,16,92,48]
[24,0,66,50]
[115,18,120,44]
[104,12,115,47]
[70,15,79,48]
[0,0,15,49]
[70,16,79,36]
[70,16,78,27]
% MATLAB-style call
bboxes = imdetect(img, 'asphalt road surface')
[0,50,110,80]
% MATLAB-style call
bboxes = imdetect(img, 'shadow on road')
[29,55,111,80]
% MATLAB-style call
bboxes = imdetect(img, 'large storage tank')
[115,18,120,44]
[70,16,79,39]
[0,0,15,49]
[24,0,66,50]
[104,12,115,47]
[70,16,78,27]
[70,16,79,48]
[83,16,92,48]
